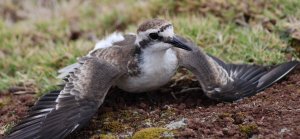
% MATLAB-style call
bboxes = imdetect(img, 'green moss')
[0,96,11,108]
[91,134,118,139]
[102,121,125,133]
[132,127,173,139]
[239,124,259,137]
[99,110,144,133]
[160,108,176,119]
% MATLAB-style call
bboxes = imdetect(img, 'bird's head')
[135,19,192,52]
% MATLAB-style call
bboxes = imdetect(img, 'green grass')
[0,0,299,94]
[173,16,287,64]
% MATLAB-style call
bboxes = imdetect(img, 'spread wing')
[208,56,299,101]
[6,56,124,139]
[176,36,299,102]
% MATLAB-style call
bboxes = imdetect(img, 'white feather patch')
[88,32,125,55]
[159,26,174,38]
[57,32,125,79]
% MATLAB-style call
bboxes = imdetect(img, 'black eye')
[149,33,159,40]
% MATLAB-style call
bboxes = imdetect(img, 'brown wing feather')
[175,36,299,102]
[90,34,140,75]
[7,57,124,139]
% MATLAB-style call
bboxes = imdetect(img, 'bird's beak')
[164,36,192,51]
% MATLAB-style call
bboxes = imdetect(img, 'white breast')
[117,48,178,92]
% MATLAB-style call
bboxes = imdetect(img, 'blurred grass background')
[0,0,299,95]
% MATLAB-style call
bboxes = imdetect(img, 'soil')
[0,92,35,136]
[1,66,299,139]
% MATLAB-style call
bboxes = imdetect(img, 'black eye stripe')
[141,24,172,45]
[159,24,172,33]
[139,39,151,48]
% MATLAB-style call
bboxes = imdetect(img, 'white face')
[135,25,175,52]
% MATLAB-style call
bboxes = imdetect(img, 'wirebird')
[6,19,299,139]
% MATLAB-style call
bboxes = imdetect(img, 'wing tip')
[256,60,299,92]
[5,90,61,139]
[206,61,299,102]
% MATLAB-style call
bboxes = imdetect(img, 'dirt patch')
[1,67,299,138]
[0,93,35,136]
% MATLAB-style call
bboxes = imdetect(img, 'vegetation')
[239,123,259,137]
[132,127,172,139]
[91,134,118,139]
[0,0,299,95]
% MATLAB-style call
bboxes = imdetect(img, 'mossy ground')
[239,124,259,137]
[132,127,173,139]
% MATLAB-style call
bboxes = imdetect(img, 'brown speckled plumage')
[90,34,141,76]
[137,19,170,32]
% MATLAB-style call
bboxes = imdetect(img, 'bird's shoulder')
[89,34,138,70]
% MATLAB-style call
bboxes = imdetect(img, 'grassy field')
[0,0,299,95]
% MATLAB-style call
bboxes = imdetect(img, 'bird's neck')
[142,46,177,62]
[134,41,174,62]
[136,46,178,73]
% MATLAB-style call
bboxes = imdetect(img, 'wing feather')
[176,36,299,102]
[6,57,124,139]
[208,60,298,101]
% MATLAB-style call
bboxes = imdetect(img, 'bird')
[6,19,299,139]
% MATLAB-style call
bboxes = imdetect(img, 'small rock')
[161,131,174,138]
[165,118,187,130]
[279,127,290,134]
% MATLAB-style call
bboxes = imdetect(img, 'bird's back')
[89,34,138,71]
